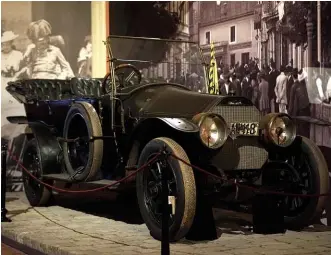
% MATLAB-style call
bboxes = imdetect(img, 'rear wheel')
[136,137,196,241]
[23,138,52,206]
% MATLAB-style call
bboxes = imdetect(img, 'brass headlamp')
[260,113,297,147]
[192,113,229,149]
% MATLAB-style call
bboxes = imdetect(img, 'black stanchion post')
[159,149,170,255]
[2,140,11,222]
[252,170,285,234]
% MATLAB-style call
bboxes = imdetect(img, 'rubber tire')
[62,102,103,181]
[136,137,196,242]
[284,136,329,229]
[23,138,52,206]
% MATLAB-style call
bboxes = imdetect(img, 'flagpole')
[199,47,209,93]
[317,1,321,73]
[207,41,219,95]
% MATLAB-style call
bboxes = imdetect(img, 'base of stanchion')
[1,208,12,222]
[252,193,286,234]
[2,139,11,223]
[186,193,217,241]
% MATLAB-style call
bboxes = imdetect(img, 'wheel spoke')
[291,197,298,209]
[156,162,162,176]
[143,159,177,226]
[146,196,155,208]
[289,156,295,166]
[279,150,314,216]
[295,156,304,170]
[150,168,160,181]
[68,141,89,169]
[295,197,303,208]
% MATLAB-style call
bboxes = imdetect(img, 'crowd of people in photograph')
[216,59,331,117]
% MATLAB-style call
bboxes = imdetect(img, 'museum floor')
[2,192,331,255]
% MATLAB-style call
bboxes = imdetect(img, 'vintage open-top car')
[6,35,329,241]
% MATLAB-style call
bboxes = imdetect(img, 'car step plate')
[42,174,120,189]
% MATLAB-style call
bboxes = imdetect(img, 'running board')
[42,173,120,189]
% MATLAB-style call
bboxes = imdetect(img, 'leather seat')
[6,78,103,102]
[70,77,102,98]
[26,79,72,101]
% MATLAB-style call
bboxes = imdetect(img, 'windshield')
[106,35,207,92]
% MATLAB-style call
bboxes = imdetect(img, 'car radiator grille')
[209,105,268,170]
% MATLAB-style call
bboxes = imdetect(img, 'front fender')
[126,117,198,149]
[156,117,199,133]
[125,117,199,168]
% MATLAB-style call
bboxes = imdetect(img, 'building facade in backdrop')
[147,1,191,81]
[255,1,331,69]
[255,1,307,69]
[196,1,259,66]
[189,1,199,43]
[154,1,190,81]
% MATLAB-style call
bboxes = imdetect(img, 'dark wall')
[109,2,128,36]
[109,2,180,38]
[108,2,182,67]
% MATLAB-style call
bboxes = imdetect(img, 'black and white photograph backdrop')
[1,1,92,191]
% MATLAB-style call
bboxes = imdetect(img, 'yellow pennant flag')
[208,42,219,94]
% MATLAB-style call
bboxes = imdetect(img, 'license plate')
[230,122,259,136]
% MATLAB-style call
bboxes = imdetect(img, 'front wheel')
[264,136,329,229]
[136,137,196,241]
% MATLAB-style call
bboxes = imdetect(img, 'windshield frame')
[104,34,208,95]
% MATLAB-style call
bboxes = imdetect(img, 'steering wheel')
[102,64,142,94]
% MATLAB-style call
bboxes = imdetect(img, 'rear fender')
[29,122,62,175]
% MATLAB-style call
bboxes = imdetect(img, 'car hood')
[121,84,221,119]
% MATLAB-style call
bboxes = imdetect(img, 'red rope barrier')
[7,148,160,193]
[5,147,331,198]
[235,182,331,197]
[170,153,227,181]
[170,154,331,198]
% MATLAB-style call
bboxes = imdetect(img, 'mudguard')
[156,117,199,133]
[28,122,62,175]
[125,117,199,173]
